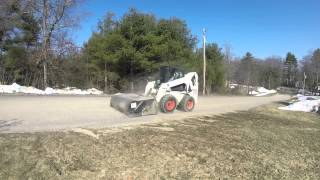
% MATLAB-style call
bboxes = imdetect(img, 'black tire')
[159,95,177,113]
[178,95,195,112]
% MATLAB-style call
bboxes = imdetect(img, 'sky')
[73,0,320,59]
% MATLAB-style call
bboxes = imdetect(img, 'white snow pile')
[229,83,238,89]
[228,84,276,96]
[279,94,320,113]
[250,87,277,96]
[0,83,103,95]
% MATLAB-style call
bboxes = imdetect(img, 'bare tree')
[302,49,320,93]
[29,0,80,88]
[312,49,320,85]
[260,56,283,89]
[236,52,255,94]
[223,44,233,87]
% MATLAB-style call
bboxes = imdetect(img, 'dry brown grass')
[0,103,319,179]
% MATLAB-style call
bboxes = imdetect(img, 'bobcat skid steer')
[110,66,198,117]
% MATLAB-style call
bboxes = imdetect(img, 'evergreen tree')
[238,52,255,93]
[204,43,225,93]
[283,52,298,87]
[84,9,196,91]
[0,1,39,85]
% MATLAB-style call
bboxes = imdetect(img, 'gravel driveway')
[0,94,289,133]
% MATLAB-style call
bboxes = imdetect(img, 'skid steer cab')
[110,66,198,117]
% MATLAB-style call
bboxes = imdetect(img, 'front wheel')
[159,95,177,113]
[178,95,195,112]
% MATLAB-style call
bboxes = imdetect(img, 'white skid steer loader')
[110,66,198,117]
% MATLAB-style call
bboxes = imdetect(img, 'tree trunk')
[86,56,89,88]
[0,54,3,85]
[247,72,250,94]
[43,62,47,89]
[104,61,108,93]
[268,74,271,89]
[130,59,134,92]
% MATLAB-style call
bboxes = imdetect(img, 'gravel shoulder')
[0,94,290,133]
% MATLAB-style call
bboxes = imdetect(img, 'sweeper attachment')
[110,93,158,117]
[110,66,198,117]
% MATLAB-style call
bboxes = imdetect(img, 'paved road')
[0,94,290,133]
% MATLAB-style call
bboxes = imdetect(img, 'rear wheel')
[178,95,195,112]
[160,95,177,113]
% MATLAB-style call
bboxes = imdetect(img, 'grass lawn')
[0,103,319,179]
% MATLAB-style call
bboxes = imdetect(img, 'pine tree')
[84,9,196,91]
[205,43,225,93]
[283,52,297,87]
[239,52,255,94]
[0,1,39,85]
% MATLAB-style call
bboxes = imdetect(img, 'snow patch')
[0,83,103,95]
[229,83,238,89]
[249,87,277,96]
[279,94,320,113]
[229,84,276,96]
[71,128,99,139]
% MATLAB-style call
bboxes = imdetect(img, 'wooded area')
[1,1,319,94]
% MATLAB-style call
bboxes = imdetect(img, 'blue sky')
[73,0,320,59]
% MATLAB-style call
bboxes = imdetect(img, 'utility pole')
[42,0,49,89]
[202,28,206,95]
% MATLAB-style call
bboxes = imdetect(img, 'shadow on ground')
[275,100,290,106]
[0,119,22,132]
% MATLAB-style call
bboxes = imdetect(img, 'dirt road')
[0,94,289,133]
